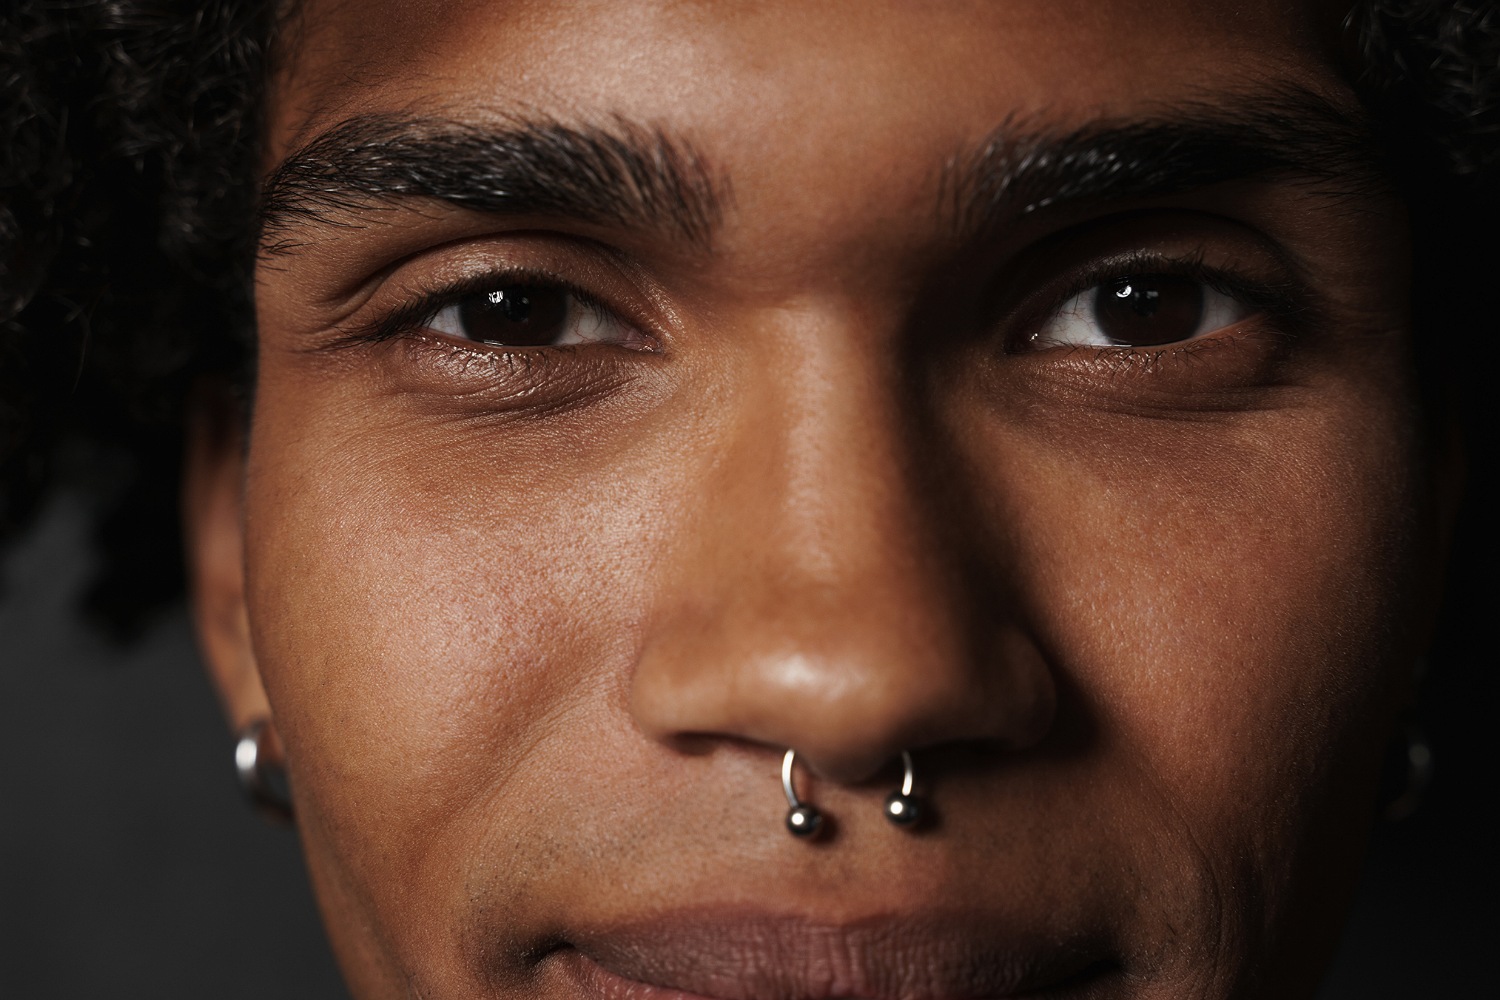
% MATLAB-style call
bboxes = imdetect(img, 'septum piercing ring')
[883,750,921,827]
[782,749,824,837]
[782,749,922,838]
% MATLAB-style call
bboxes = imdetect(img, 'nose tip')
[630,586,1057,786]
[750,647,1054,785]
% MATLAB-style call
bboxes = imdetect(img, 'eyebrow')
[258,86,1384,257]
[258,113,727,253]
[941,86,1386,240]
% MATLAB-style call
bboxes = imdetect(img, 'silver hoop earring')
[235,719,293,825]
[883,750,921,827]
[782,749,823,838]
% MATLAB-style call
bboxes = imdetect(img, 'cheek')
[240,381,679,925]
[975,381,1421,950]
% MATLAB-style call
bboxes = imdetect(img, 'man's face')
[209,1,1438,997]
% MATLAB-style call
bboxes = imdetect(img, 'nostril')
[775,658,1054,784]
[630,562,1060,790]
[634,635,1058,783]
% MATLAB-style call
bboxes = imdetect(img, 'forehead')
[268,0,1339,162]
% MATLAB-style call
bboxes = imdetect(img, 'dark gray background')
[1,497,1491,998]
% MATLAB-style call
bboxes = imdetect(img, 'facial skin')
[187,1,1454,998]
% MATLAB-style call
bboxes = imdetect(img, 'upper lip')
[556,910,1116,1000]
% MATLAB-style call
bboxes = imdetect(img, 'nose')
[629,314,1056,785]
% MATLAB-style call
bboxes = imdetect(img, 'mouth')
[543,912,1121,1000]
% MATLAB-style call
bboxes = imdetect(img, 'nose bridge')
[763,309,933,587]
[697,300,962,655]
[630,303,1055,784]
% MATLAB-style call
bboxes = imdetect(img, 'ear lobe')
[182,391,272,738]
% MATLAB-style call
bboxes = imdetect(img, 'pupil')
[492,289,532,323]
[1113,280,1159,317]
[1093,275,1204,346]
[458,285,570,346]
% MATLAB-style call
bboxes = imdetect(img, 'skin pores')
[190,2,1447,998]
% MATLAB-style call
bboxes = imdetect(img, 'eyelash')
[335,248,1311,377]
[336,266,625,348]
[1011,248,1309,353]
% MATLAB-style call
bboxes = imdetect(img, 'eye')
[426,284,650,349]
[1030,274,1252,349]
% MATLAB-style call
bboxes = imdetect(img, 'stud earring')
[235,719,293,825]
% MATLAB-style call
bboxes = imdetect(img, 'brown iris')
[455,286,572,346]
[1093,275,1206,346]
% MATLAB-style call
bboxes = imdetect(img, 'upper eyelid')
[335,263,640,349]
[1049,252,1284,308]
[293,223,661,336]
[367,256,1290,353]
[331,217,1311,353]
[1010,250,1308,345]
[987,204,1318,318]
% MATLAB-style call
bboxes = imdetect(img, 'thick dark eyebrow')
[258,114,726,254]
[259,87,1382,260]
[942,86,1387,241]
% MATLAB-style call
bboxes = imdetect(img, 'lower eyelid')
[398,333,601,400]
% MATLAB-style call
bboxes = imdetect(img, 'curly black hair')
[0,0,1496,639]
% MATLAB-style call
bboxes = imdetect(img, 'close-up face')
[186,1,1452,997]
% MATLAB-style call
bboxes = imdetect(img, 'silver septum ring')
[782,749,823,838]
[781,748,922,838]
[883,750,921,827]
